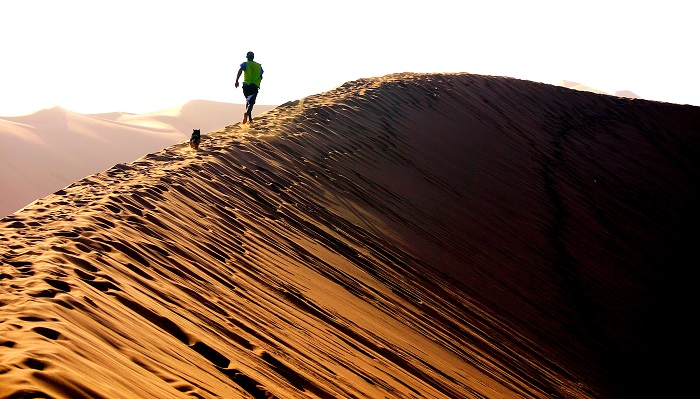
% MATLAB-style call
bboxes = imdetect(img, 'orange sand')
[1,73,698,398]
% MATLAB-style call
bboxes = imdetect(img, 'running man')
[235,51,263,124]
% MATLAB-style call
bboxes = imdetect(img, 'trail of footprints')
[0,258,319,398]
[1,84,477,398]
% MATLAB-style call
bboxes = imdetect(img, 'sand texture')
[1,73,698,398]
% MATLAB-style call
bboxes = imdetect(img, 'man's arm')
[235,67,243,88]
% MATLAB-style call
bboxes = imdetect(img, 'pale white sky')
[1,0,697,116]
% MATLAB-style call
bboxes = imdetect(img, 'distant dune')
[613,89,640,99]
[556,80,640,98]
[1,73,698,398]
[0,100,276,217]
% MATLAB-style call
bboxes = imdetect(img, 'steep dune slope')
[1,73,698,399]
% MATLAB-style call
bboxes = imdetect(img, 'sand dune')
[612,89,640,99]
[0,101,276,218]
[1,73,698,398]
[556,80,640,98]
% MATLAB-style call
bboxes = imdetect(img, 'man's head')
[246,51,254,61]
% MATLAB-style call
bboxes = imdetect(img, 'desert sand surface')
[0,100,276,218]
[1,73,698,398]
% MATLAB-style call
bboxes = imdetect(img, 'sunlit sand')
[1,73,697,398]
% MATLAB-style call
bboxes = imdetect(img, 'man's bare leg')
[242,113,248,124]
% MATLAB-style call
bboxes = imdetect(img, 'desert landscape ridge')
[1,72,698,398]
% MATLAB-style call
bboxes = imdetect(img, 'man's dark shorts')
[242,83,259,104]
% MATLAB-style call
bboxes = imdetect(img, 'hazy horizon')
[0,99,277,218]
[1,0,698,117]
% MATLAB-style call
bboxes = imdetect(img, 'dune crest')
[1,73,698,398]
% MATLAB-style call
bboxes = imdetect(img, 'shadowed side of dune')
[1,73,698,399]
[242,73,700,397]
